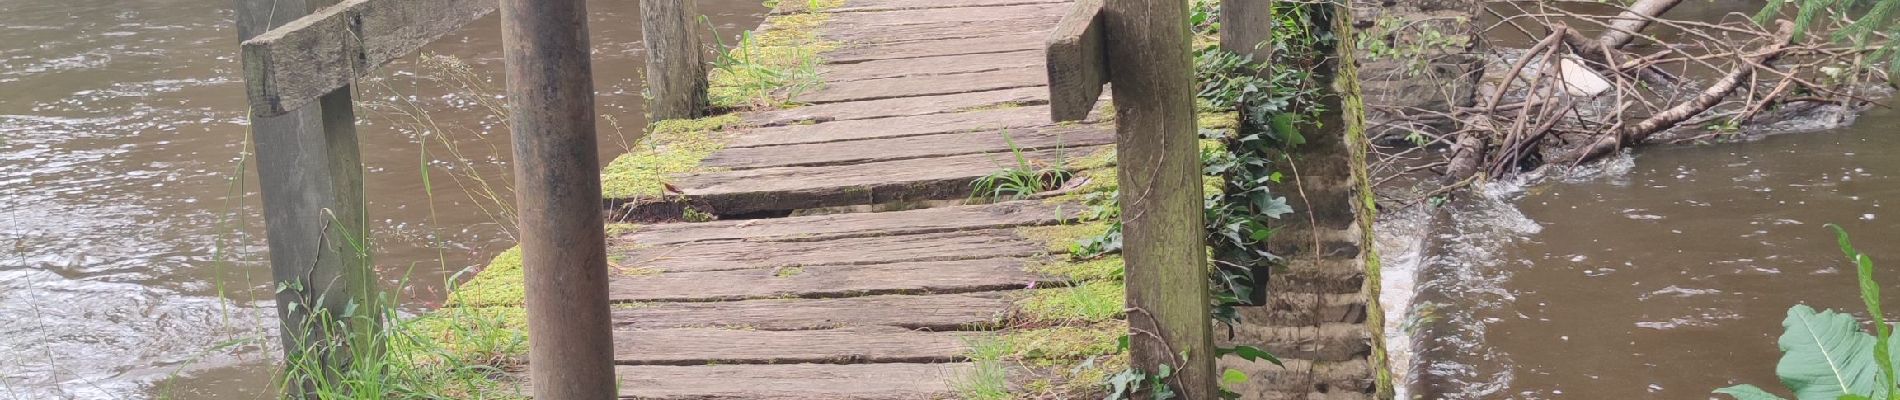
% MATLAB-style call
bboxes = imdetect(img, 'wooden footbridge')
[232,0,1385,397]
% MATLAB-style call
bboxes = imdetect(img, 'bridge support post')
[1049,0,1220,396]
[234,0,376,396]
[500,0,620,398]
[643,0,709,121]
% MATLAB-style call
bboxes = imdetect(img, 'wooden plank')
[612,327,978,365]
[822,3,1067,27]
[775,0,1068,14]
[825,31,1050,63]
[797,66,1046,104]
[611,257,1050,302]
[1044,0,1105,122]
[642,0,708,120]
[622,200,1072,246]
[610,363,970,399]
[704,122,1111,170]
[727,105,1059,148]
[820,50,1043,82]
[613,229,1047,274]
[240,0,495,116]
[659,146,1100,215]
[612,293,1012,331]
[821,16,1058,44]
[745,86,1047,126]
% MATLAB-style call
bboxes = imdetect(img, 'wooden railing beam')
[241,0,496,116]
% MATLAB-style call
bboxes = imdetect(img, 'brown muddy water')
[0,0,764,398]
[1406,104,1900,398]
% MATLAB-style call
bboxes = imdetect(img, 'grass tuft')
[1017,281,1125,324]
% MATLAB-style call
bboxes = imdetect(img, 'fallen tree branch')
[1564,19,1799,164]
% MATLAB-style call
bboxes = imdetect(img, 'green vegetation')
[599,114,741,200]
[707,0,841,109]
[1715,226,1900,400]
[970,132,1073,201]
[449,246,527,308]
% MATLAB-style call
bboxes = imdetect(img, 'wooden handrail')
[240,0,496,116]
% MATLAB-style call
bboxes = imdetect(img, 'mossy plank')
[605,363,970,399]
[824,31,1049,63]
[776,0,1067,14]
[655,146,1101,216]
[610,257,1055,302]
[819,3,1066,27]
[612,228,1045,273]
[727,106,1061,148]
[611,326,979,365]
[622,200,1075,246]
[611,293,1012,331]
[744,86,1047,126]
[819,16,1057,44]
[704,123,1111,170]
[818,50,1043,82]
[796,66,1045,104]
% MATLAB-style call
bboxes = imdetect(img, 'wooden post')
[235,0,375,394]
[1049,0,1219,396]
[499,0,619,398]
[1219,0,1272,61]
[643,0,709,120]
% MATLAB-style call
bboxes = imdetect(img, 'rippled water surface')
[1410,108,1900,398]
[0,1,764,397]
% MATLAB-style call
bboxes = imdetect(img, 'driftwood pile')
[1370,0,1890,198]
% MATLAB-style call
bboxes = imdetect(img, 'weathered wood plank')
[775,0,1067,14]
[621,200,1071,246]
[612,293,1012,331]
[240,0,495,116]
[614,229,1047,274]
[613,326,978,365]
[611,257,1049,302]
[797,66,1046,104]
[728,105,1059,148]
[1044,0,1105,122]
[820,50,1043,82]
[610,363,971,399]
[745,86,1047,126]
[821,16,1058,44]
[825,31,1050,63]
[822,3,1067,27]
[705,123,1111,170]
[662,146,1099,215]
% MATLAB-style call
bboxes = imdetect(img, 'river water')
[1408,107,1900,398]
[0,0,764,398]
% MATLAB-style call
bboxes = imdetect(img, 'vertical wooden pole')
[1219,0,1272,61]
[1103,0,1219,396]
[643,0,708,120]
[499,0,619,398]
[235,0,374,394]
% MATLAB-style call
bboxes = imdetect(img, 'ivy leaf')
[1258,196,1293,219]
[1218,345,1283,366]
[1221,368,1249,387]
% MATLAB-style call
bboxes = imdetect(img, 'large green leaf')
[1715,384,1788,400]
[1777,304,1884,399]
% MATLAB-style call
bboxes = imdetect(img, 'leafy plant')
[1715,225,1899,400]
[971,131,1072,201]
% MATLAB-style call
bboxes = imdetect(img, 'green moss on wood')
[1018,223,1114,254]
[600,114,741,200]
[1017,281,1125,324]
[1032,255,1125,283]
